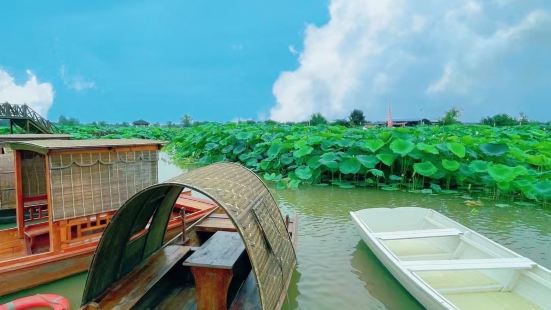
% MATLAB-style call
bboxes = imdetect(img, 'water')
[2,156,551,309]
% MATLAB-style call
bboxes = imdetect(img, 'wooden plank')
[373,228,462,240]
[195,213,236,233]
[183,232,245,269]
[404,257,535,271]
[14,150,24,238]
[97,245,191,309]
[44,154,60,251]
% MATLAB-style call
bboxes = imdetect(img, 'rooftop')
[5,139,167,154]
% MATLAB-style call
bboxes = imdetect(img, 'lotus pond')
[59,123,550,205]
[1,153,550,309]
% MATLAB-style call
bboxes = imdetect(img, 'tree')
[181,114,193,127]
[309,113,327,125]
[518,112,529,125]
[481,114,518,126]
[332,119,350,127]
[348,109,366,126]
[441,108,460,125]
[58,115,80,126]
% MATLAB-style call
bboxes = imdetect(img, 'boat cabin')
[81,163,297,310]
[0,134,71,211]
[0,139,165,259]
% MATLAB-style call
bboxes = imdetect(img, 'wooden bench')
[91,245,191,309]
[183,231,249,310]
[403,257,536,271]
[373,228,463,240]
[24,222,50,254]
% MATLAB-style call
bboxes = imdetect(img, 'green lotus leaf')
[221,145,233,154]
[469,160,488,173]
[356,155,379,168]
[339,157,361,174]
[413,161,438,177]
[293,145,314,158]
[364,139,385,153]
[259,159,271,170]
[442,159,460,171]
[368,168,384,177]
[376,153,396,166]
[526,154,548,167]
[390,139,415,157]
[479,143,509,157]
[204,142,218,151]
[288,178,301,189]
[320,152,339,162]
[533,181,551,199]
[236,131,253,140]
[267,142,283,157]
[307,155,322,169]
[447,142,466,158]
[233,144,246,155]
[295,166,313,180]
[417,142,439,155]
[487,164,517,183]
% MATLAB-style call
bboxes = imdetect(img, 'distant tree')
[165,121,174,128]
[441,108,460,125]
[481,114,518,127]
[58,115,80,126]
[518,112,529,125]
[348,109,366,126]
[121,122,130,127]
[264,120,278,125]
[181,114,193,127]
[98,121,108,126]
[332,119,350,127]
[309,113,327,125]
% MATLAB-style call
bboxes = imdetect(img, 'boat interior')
[82,191,297,310]
[354,207,551,310]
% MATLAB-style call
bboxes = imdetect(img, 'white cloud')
[0,69,54,117]
[59,65,96,91]
[270,0,551,122]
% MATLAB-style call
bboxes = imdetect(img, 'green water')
[2,156,551,309]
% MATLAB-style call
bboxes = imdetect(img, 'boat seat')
[373,228,463,240]
[91,245,191,309]
[183,231,250,309]
[403,257,535,271]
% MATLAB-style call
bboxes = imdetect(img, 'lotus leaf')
[417,142,439,155]
[376,153,396,166]
[295,166,313,180]
[293,145,314,158]
[390,139,415,157]
[356,155,379,168]
[480,143,509,156]
[364,139,385,153]
[447,142,466,158]
[442,159,460,171]
[340,157,361,174]
[413,161,438,177]
[487,164,517,183]
[469,160,488,173]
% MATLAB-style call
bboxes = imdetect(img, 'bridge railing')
[0,102,58,133]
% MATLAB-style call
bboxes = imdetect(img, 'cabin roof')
[82,163,296,310]
[0,134,71,143]
[5,138,167,154]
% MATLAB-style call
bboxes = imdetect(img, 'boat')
[80,162,297,310]
[351,207,551,310]
[0,139,215,296]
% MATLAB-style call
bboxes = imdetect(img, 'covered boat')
[351,207,551,310]
[80,162,297,310]
[0,139,214,295]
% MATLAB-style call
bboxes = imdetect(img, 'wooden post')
[44,154,61,252]
[14,150,24,238]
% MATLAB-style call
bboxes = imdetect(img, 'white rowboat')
[351,207,551,310]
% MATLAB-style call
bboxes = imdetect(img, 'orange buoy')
[0,294,70,310]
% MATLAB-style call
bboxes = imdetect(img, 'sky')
[0,0,550,123]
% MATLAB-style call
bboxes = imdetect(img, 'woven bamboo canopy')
[5,139,166,155]
[82,163,296,310]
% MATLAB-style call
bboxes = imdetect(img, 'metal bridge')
[0,102,57,134]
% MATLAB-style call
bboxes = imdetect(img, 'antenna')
[387,105,393,128]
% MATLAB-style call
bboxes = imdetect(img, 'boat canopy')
[5,138,166,155]
[81,163,296,310]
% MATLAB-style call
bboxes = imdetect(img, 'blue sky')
[0,0,550,123]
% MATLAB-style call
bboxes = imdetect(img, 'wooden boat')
[351,207,551,310]
[0,139,215,296]
[80,163,297,310]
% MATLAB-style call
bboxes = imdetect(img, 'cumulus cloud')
[59,65,96,91]
[270,0,551,122]
[0,69,54,117]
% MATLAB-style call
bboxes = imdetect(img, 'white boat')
[350,207,551,310]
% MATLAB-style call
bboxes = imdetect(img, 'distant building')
[370,119,435,128]
[133,119,149,127]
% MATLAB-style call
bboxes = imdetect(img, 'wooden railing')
[59,211,115,248]
[0,102,58,134]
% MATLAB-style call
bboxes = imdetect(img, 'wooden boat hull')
[351,207,551,310]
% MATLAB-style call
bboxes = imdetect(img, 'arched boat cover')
[81,163,296,310]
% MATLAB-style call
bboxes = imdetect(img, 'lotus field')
[59,123,551,205]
